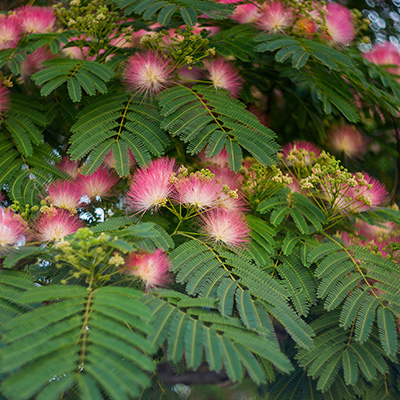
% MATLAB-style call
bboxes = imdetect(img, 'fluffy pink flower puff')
[327,125,367,159]
[0,83,10,117]
[77,169,119,200]
[199,148,229,169]
[174,175,221,209]
[231,4,261,24]
[126,157,177,214]
[123,249,171,289]
[56,156,80,179]
[349,173,389,212]
[325,3,355,46]
[209,166,247,212]
[46,180,83,210]
[203,59,243,98]
[122,51,174,98]
[363,42,400,77]
[0,15,21,50]
[15,5,56,34]
[356,219,397,239]
[35,208,84,242]
[0,209,29,247]
[199,208,250,248]
[256,1,294,33]
[20,47,53,78]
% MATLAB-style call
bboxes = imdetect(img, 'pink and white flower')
[56,156,80,179]
[0,15,21,50]
[123,249,170,288]
[325,3,355,45]
[174,175,221,209]
[203,58,243,97]
[122,51,174,98]
[198,209,250,248]
[126,157,177,213]
[46,180,83,210]
[15,5,56,34]
[350,173,389,212]
[256,1,294,33]
[35,208,84,242]
[363,42,400,77]
[0,209,29,247]
[209,166,244,191]
[20,47,52,77]
[357,219,396,239]
[199,148,229,169]
[327,125,367,159]
[231,4,261,24]
[77,169,119,200]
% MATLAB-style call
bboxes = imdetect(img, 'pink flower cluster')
[363,42,400,78]
[321,173,388,214]
[122,50,243,98]
[0,6,55,51]
[122,249,171,289]
[126,154,250,248]
[225,1,356,46]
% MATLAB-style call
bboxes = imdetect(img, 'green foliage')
[170,238,315,350]
[68,92,169,173]
[308,239,400,356]
[254,34,400,122]
[31,59,113,102]
[116,0,234,26]
[296,311,392,393]
[148,292,290,383]
[159,85,280,170]
[209,25,258,62]
[0,283,154,400]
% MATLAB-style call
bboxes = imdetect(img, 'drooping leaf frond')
[31,59,113,102]
[170,237,315,349]
[296,311,391,392]
[308,238,400,356]
[68,92,169,174]
[116,0,234,26]
[147,292,292,384]
[0,284,154,400]
[158,85,280,171]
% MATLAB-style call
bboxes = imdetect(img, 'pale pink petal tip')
[328,125,367,159]
[174,175,221,209]
[77,169,119,200]
[122,51,173,98]
[204,59,243,98]
[256,1,294,33]
[56,156,81,179]
[325,3,355,45]
[46,180,83,210]
[0,15,21,50]
[0,209,29,247]
[126,157,177,214]
[15,5,56,34]
[199,209,251,248]
[123,249,171,288]
[35,208,84,242]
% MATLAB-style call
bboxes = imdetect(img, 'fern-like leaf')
[158,85,280,170]
[0,284,154,400]
[69,93,168,174]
